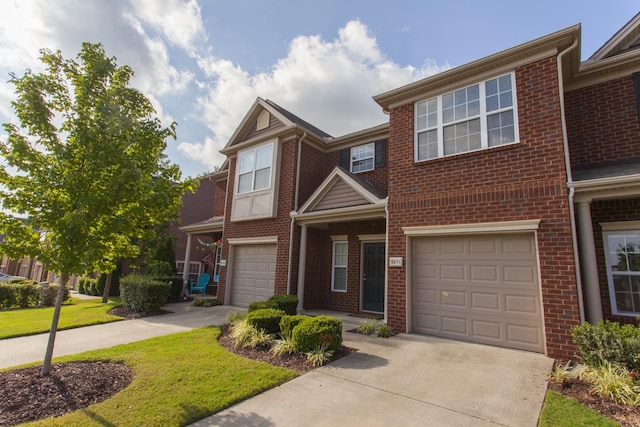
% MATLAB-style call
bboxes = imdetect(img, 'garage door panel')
[412,233,544,353]
[231,244,276,307]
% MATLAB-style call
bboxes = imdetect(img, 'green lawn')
[0,297,123,339]
[539,390,619,426]
[14,326,296,426]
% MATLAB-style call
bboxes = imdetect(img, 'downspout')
[557,36,585,323]
[287,132,308,294]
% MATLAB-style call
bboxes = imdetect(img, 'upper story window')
[236,143,273,194]
[339,140,386,173]
[415,73,518,162]
[351,143,374,173]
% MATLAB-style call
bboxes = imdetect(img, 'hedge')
[279,314,309,337]
[0,281,69,309]
[120,275,171,313]
[248,300,276,312]
[246,308,285,334]
[268,294,298,315]
[572,320,640,371]
[292,316,342,352]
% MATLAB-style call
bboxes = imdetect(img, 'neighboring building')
[173,173,217,288]
[181,14,640,360]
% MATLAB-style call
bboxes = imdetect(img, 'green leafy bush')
[39,284,70,306]
[279,314,309,338]
[267,294,298,315]
[582,362,640,406]
[305,345,335,367]
[77,278,87,294]
[153,276,183,302]
[13,281,40,307]
[246,308,285,334]
[0,284,16,309]
[292,316,342,353]
[226,311,246,325]
[120,275,170,313]
[247,300,276,312]
[572,320,640,371]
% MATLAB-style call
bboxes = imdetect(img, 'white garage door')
[231,244,277,307]
[412,233,544,353]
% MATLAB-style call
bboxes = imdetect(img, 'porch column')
[576,200,603,323]
[296,224,308,312]
[182,234,193,295]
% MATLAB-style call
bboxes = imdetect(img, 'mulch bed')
[547,367,640,427]
[0,361,133,427]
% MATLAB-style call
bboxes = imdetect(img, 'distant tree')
[149,236,178,277]
[0,43,194,375]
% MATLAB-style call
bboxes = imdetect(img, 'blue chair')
[189,273,210,296]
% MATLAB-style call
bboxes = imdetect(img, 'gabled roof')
[588,13,640,61]
[295,167,387,225]
[220,98,331,155]
[179,216,224,234]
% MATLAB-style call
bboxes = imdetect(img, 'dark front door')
[363,242,385,312]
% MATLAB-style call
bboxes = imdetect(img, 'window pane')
[417,130,438,161]
[498,74,512,91]
[467,84,479,101]
[487,111,515,147]
[254,167,271,190]
[443,107,454,123]
[237,173,252,193]
[417,115,427,130]
[416,101,427,116]
[255,145,272,169]
[333,267,346,291]
[442,93,454,109]
[486,78,498,96]
[468,100,480,117]
[614,274,631,292]
[486,94,499,112]
[454,88,466,105]
[238,151,255,174]
[616,291,633,312]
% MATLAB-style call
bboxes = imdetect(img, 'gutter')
[287,132,307,294]
[557,36,585,323]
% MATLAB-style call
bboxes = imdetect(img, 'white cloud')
[179,20,448,170]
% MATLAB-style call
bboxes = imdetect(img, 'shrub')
[98,271,121,297]
[0,284,16,309]
[247,300,276,312]
[248,329,276,348]
[572,320,640,371]
[39,284,70,306]
[375,323,394,338]
[280,314,309,338]
[120,275,170,313]
[193,298,222,307]
[246,308,285,334]
[153,276,182,302]
[271,335,297,356]
[357,319,379,335]
[267,294,298,315]
[13,281,40,307]
[77,278,87,294]
[292,316,342,353]
[230,318,258,348]
[582,362,640,406]
[147,260,174,277]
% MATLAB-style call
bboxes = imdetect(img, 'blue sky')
[0,1,637,177]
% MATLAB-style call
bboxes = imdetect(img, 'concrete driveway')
[192,332,553,427]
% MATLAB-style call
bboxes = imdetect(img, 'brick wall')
[213,179,227,217]
[566,76,640,168]
[386,55,579,359]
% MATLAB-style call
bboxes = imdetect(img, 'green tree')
[0,43,194,375]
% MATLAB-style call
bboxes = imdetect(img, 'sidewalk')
[0,301,240,369]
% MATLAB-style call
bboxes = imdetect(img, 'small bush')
[193,298,222,307]
[0,284,16,309]
[572,320,640,371]
[153,277,183,302]
[267,294,298,315]
[357,319,379,335]
[77,278,87,294]
[292,316,342,353]
[248,329,276,348]
[246,308,285,334]
[375,323,394,338]
[247,300,276,312]
[305,345,334,367]
[582,362,640,406]
[39,284,70,306]
[120,275,170,313]
[230,318,258,348]
[13,281,40,307]
[279,314,309,338]
[271,335,297,356]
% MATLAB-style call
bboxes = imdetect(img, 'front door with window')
[363,242,385,312]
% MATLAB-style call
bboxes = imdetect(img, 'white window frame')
[351,143,374,173]
[331,241,348,292]
[236,142,274,195]
[414,72,519,162]
[176,261,201,283]
[603,228,640,316]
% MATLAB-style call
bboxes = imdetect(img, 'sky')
[0,1,637,178]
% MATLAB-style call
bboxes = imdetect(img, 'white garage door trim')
[407,228,545,354]
[226,238,277,307]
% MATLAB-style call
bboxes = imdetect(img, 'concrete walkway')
[1,302,553,426]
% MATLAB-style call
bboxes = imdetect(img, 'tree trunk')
[101,272,113,304]
[42,271,69,376]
